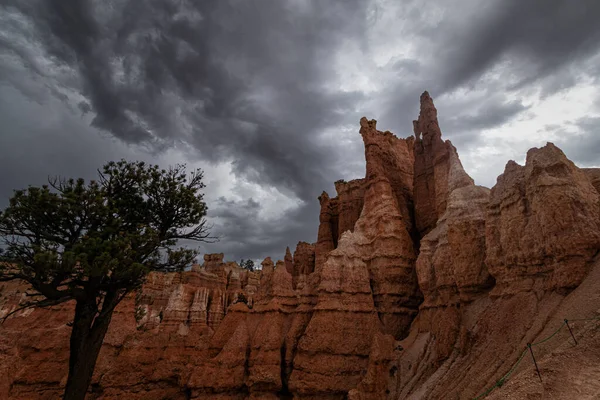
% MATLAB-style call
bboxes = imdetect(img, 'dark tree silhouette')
[0,160,215,400]
[239,258,255,272]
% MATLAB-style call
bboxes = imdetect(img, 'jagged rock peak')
[7,92,600,400]
[413,90,441,142]
[261,257,274,270]
[284,246,293,274]
[359,116,377,130]
[318,190,329,203]
[202,253,225,271]
[487,141,600,293]
[412,91,474,236]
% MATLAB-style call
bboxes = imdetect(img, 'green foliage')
[239,258,255,272]
[0,159,214,313]
[0,160,217,398]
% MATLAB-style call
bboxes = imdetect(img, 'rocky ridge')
[1,92,600,399]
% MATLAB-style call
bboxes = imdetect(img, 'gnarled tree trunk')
[63,291,120,400]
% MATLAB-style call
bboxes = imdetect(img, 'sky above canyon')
[1,0,600,263]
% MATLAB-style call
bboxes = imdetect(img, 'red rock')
[360,117,415,235]
[486,144,600,294]
[583,168,600,194]
[416,185,492,308]
[286,118,423,397]
[3,92,600,400]
[203,253,225,271]
[357,118,423,339]
[334,178,367,239]
[289,233,382,397]
[347,332,398,400]
[284,246,293,274]
[314,191,337,272]
[189,256,308,398]
[411,185,490,362]
[413,91,473,237]
[0,254,258,398]
[291,241,316,289]
[189,309,250,397]
[314,180,368,273]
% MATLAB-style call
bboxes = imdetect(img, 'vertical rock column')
[359,117,422,339]
[413,91,473,237]
[314,192,337,272]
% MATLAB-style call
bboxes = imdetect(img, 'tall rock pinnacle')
[413,91,473,238]
[413,90,442,142]
[4,92,600,400]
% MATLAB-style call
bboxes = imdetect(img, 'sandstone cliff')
[0,255,260,399]
[2,92,600,399]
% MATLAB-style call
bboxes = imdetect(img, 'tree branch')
[0,295,71,325]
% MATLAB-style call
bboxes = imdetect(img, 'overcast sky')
[1,0,599,263]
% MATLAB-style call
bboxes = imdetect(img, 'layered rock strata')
[2,92,600,400]
[0,256,260,399]
[412,91,474,237]
[315,179,368,271]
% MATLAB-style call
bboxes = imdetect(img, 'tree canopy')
[239,258,255,272]
[0,160,215,399]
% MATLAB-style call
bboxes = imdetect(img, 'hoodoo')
[2,92,600,399]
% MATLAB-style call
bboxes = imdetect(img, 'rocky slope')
[1,92,600,399]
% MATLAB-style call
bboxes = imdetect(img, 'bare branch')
[0,296,71,325]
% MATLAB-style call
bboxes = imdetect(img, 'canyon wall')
[0,256,260,399]
[2,92,600,399]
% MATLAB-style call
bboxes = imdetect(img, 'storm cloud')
[1,0,600,262]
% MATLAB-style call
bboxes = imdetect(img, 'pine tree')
[0,160,215,400]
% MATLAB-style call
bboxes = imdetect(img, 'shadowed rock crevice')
[278,342,292,399]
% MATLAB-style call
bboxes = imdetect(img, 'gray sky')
[1,0,600,263]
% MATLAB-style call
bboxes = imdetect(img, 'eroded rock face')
[138,256,260,333]
[289,235,382,398]
[360,117,415,235]
[372,145,600,399]
[203,253,225,271]
[334,95,600,400]
[0,255,261,399]
[335,178,367,239]
[583,168,600,194]
[315,191,337,272]
[189,253,316,398]
[411,185,492,364]
[292,241,316,289]
[314,179,368,272]
[285,118,423,398]
[486,144,600,294]
[3,92,600,400]
[413,91,474,237]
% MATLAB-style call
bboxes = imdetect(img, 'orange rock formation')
[2,92,600,399]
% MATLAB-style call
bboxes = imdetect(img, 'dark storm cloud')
[437,97,530,148]
[0,0,369,260]
[2,0,600,261]
[0,86,138,209]
[443,100,529,133]
[199,196,319,262]
[2,0,367,202]
[555,117,600,166]
[380,0,600,148]
[437,0,600,92]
